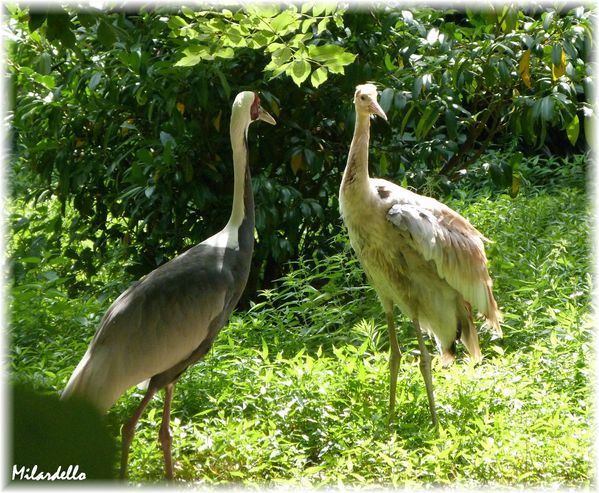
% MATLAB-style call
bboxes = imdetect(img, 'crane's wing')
[63,244,244,411]
[384,191,501,333]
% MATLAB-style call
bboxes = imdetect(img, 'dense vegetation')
[9,153,592,485]
[6,3,593,487]
[7,4,593,293]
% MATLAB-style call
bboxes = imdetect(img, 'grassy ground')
[8,157,593,487]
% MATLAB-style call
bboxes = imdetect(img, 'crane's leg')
[159,383,175,480]
[413,320,438,428]
[120,386,157,479]
[385,307,402,424]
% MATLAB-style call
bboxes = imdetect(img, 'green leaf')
[307,44,351,64]
[214,68,231,99]
[302,17,316,33]
[540,96,554,122]
[214,47,235,59]
[175,45,210,66]
[412,76,423,98]
[46,14,75,48]
[36,53,52,75]
[316,17,329,34]
[160,131,176,148]
[501,5,518,32]
[270,10,298,33]
[543,11,555,31]
[312,45,355,71]
[89,72,101,91]
[384,53,396,71]
[551,44,563,66]
[566,114,579,145]
[271,46,293,65]
[59,29,76,49]
[508,151,522,197]
[28,13,47,33]
[288,59,311,86]
[400,104,415,135]
[379,88,394,113]
[97,20,117,48]
[76,13,97,28]
[167,15,189,29]
[415,106,440,140]
[445,109,457,140]
[310,66,327,88]
[144,185,155,199]
[312,4,325,16]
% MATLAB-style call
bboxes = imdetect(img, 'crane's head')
[232,91,276,130]
[354,84,387,121]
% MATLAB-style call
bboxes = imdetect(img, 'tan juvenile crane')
[339,84,502,426]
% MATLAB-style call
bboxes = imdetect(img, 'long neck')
[227,120,249,230]
[225,119,254,251]
[341,111,372,189]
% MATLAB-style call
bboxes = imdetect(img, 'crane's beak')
[257,107,276,125]
[369,100,388,121]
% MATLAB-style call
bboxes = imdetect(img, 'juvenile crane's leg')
[413,321,438,428]
[385,306,402,424]
[121,386,157,479]
[159,383,175,480]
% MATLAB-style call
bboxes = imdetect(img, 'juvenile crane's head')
[231,91,276,133]
[354,84,387,121]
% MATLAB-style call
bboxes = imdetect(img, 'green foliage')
[7,5,594,296]
[9,154,592,485]
[366,5,593,181]
[169,5,355,87]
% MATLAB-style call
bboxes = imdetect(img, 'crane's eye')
[250,94,261,120]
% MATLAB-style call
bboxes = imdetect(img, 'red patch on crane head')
[250,93,261,121]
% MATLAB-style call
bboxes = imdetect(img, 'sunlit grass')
[9,156,592,486]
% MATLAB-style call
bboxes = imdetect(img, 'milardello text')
[12,465,86,481]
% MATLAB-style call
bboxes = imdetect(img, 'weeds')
[8,154,592,486]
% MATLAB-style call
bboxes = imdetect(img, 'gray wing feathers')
[63,246,236,411]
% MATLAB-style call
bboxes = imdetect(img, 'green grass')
[8,156,593,487]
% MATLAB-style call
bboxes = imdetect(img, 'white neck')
[202,106,250,250]
[226,115,249,232]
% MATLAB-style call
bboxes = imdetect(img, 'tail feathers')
[485,282,503,337]
[459,314,482,363]
[61,349,118,413]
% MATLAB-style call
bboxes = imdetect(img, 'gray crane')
[61,91,275,479]
[339,84,502,427]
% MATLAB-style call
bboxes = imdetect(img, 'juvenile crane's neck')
[341,111,372,191]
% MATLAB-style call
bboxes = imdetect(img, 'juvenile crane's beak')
[258,107,276,125]
[369,100,388,121]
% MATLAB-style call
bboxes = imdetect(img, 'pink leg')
[120,386,157,479]
[159,383,175,480]
[413,320,438,428]
[386,309,402,424]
